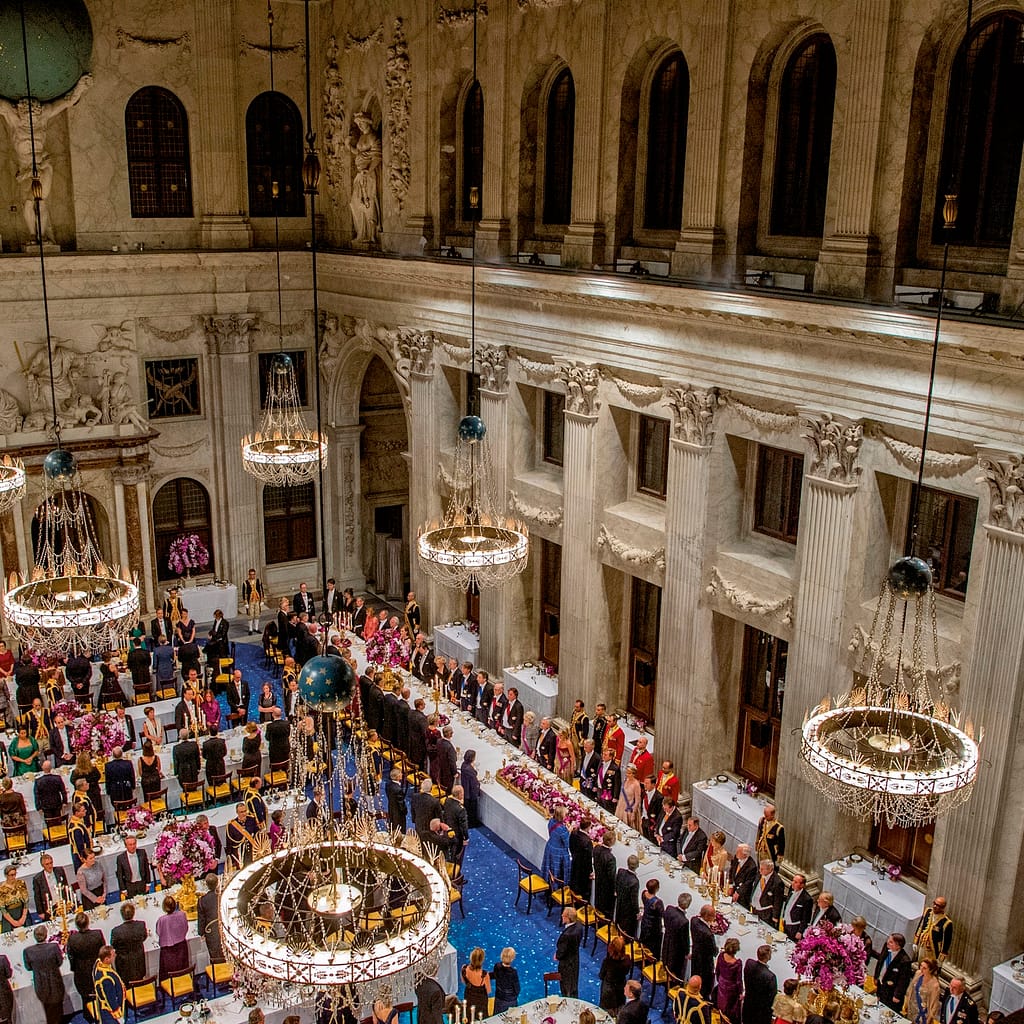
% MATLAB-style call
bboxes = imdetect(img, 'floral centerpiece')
[71,712,126,755]
[168,532,209,579]
[51,699,85,722]
[154,821,218,883]
[124,806,155,833]
[365,627,406,669]
[790,922,867,991]
[497,763,608,843]
[709,910,731,935]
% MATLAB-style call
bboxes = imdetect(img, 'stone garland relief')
[596,525,665,575]
[510,349,561,383]
[705,566,794,627]
[437,3,489,27]
[665,384,722,447]
[977,449,1024,533]
[867,423,977,477]
[239,38,305,58]
[385,18,411,215]
[115,29,192,52]
[560,362,601,416]
[322,36,346,194]
[724,394,801,434]
[803,412,864,484]
[604,373,664,406]
[508,491,563,528]
[516,0,582,8]
[345,24,384,54]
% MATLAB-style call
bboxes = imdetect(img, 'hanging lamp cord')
[268,0,286,353]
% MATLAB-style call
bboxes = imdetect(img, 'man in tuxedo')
[593,831,617,919]
[32,852,69,920]
[940,978,978,1024]
[639,776,663,840]
[46,714,77,767]
[197,873,224,960]
[66,651,93,705]
[677,816,708,872]
[113,706,137,751]
[152,637,176,696]
[656,798,683,857]
[596,749,621,811]
[628,736,654,784]
[127,638,152,699]
[742,945,778,1024]
[780,873,814,940]
[537,717,557,771]
[292,582,315,618]
[661,892,692,980]
[874,933,912,1012]
[206,609,230,668]
[501,686,524,746]
[755,804,786,868]
[408,698,430,768]
[436,727,458,794]
[578,739,600,800]
[690,905,718,998]
[441,785,470,862]
[266,716,290,768]
[283,677,301,721]
[202,726,228,786]
[568,824,594,902]
[110,902,148,985]
[554,906,583,997]
[617,980,649,1024]
[753,859,785,928]
[350,596,368,633]
[175,687,203,737]
[410,778,442,848]
[474,671,494,726]
[23,924,66,1024]
[410,638,431,680]
[324,579,341,627]
[34,761,68,821]
[808,891,842,928]
[415,970,447,1024]
[592,703,608,755]
[173,728,201,787]
[227,668,250,720]
[487,681,508,732]
[614,854,640,938]
[730,844,758,908]
[105,748,136,805]
[386,769,407,831]
[115,835,150,898]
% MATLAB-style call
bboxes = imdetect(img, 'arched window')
[153,478,213,581]
[643,52,689,231]
[462,81,484,221]
[769,35,836,238]
[125,87,193,218]
[246,91,304,217]
[542,68,575,225]
[264,483,316,564]
[934,13,1024,246]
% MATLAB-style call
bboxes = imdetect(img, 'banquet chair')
[514,859,548,915]
[641,953,669,1007]
[42,813,69,846]
[155,679,177,701]
[592,911,616,954]
[144,788,169,815]
[665,968,686,1013]
[448,870,466,919]
[126,976,160,1020]
[202,960,234,996]
[2,822,27,855]
[178,781,205,814]
[112,799,137,826]
[159,968,197,1008]
[546,871,574,917]
[204,773,233,805]
[264,759,289,790]
[133,682,153,705]
[574,899,598,945]
[543,972,561,997]
[234,767,259,794]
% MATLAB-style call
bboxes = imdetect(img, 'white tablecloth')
[503,665,558,721]
[514,997,612,1024]
[434,624,480,668]
[182,585,239,624]
[991,959,1024,1015]
[690,781,763,852]
[822,860,925,951]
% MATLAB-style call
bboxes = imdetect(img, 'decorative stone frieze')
[705,566,794,626]
[596,525,665,574]
[665,384,722,447]
[803,412,863,484]
[977,448,1024,533]
[560,363,601,417]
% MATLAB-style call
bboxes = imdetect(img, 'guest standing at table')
[47,714,77,767]
[9,725,39,775]
[110,903,148,985]
[269,809,285,850]
[808,892,841,928]
[491,947,520,1015]
[554,906,583,998]
[115,836,150,899]
[114,705,137,752]
[435,725,458,794]
[142,705,165,746]
[619,980,650,1024]
[200,687,221,732]
[0,778,26,829]
[599,935,631,1012]
[875,934,913,1012]
[72,751,103,818]
[258,683,279,723]
[0,866,27,933]
[105,747,136,806]
[941,978,978,1024]
[77,850,108,909]
[33,853,69,921]
[536,717,556,771]
[614,855,641,939]
[730,845,758,909]
[555,727,576,784]
[156,895,189,980]
[661,893,692,981]
[459,750,481,828]
[578,739,600,800]
[0,952,12,1024]
[137,740,163,801]
[593,831,617,920]
[742,945,778,1024]
[615,764,642,832]
[568,823,594,902]
[521,710,539,758]
[753,859,785,928]
[68,911,105,1022]
[690,905,718,999]
[460,947,490,1021]
[771,978,807,1024]
[14,654,42,714]
[658,801,684,859]
[93,945,126,1024]
[541,806,571,884]
[197,873,223,960]
[715,937,744,1024]
[202,726,228,785]
[780,874,814,941]
[850,916,874,963]
[904,959,941,1024]
[96,660,128,709]
[597,749,621,813]
[23,924,65,1024]
[206,610,230,669]
[639,878,665,957]
[173,728,200,788]
[241,722,263,777]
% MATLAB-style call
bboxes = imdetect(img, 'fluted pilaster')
[478,385,510,674]
[331,424,365,590]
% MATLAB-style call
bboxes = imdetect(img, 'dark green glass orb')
[887,556,933,598]
[297,654,355,711]
[458,415,486,443]
[42,447,76,481]
[0,1,93,102]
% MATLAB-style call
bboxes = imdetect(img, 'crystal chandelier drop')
[5,448,140,657]
[0,455,26,515]
[240,0,326,488]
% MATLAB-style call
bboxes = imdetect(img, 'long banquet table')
[991,957,1024,1015]
[690,779,763,852]
[433,623,480,668]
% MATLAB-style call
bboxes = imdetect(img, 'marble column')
[331,424,365,590]
[673,0,733,281]
[927,448,1024,977]
[656,385,724,786]
[562,5,607,267]
[813,0,893,300]
[193,0,252,249]
[112,463,153,613]
[555,363,603,719]
[0,509,20,583]
[476,1,511,261]
[134,477,156,615]
[774,413,866,872]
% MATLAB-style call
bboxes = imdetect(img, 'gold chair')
[159,969,196,1008]
[126,976,160,1019]
[546,871,574,917]
[514,859,548,915]
[144,788,169,815]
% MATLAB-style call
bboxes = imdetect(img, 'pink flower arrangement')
[497,763,607,843]
[154,821,218,883]
[71,712,127,755]
[51,699,85,722]
[124,806,155,832]
[709,910,731,936]
[365,627,406,669]
[168,533,209,576]
[789,921,867,991]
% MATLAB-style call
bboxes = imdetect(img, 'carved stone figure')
[22,339,81,418]
[101,370,148,432]
[348,112,382,244]
[322,36,346,191]
[0,390,22,434]
[0,74,92,243]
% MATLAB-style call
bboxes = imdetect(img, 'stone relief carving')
[510,350,561,383]
[437,2,489,26]
[203,314,259,355]
[110,462,151,487]
[405,332,435,377]
[848,624,961,694]
[348,112,382,245]
[705,566,794,626]
[345,25,384,53]
[665,385,722,446]
[100,370,148,432]
[0,390,22,434]
[977,449,1024,533]
[138,318,201,344]
[868,424,977,477]
[604,373,663,406]
[239,38,305,58]
[508,491,563,528]
[385,19,412,215]
[440,341,471,366]
[516,0,582,8]
[597,525,665,574]
[151,438,206,459]
[724,395,801,434]
[560,362,601,416]
[803,413,863,484]
[319,312,345,382]
[19,338,101,429]
[115,29,191,52]
[343,447,356,557]
[477,345,508,392]
[322,36,346,193]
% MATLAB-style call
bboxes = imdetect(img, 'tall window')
[934,13,1024,246]
[906,486,977,600]
[539,539,562,669]
[542,391,565,466]
[643,51,689,230]
[246,91,304,217]
[125,87,193,218]
[753,445,804,544]
[263,483,316,564]
[769,35,836,238]
[637,416,669,498]
[153,478,213,581]
[542,68,575,225]
[462,81,483,221]
[627,578,661,723]
[735,626,787,791]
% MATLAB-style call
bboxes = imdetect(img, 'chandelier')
[240,0,326,488]
[0,455,26,515]
[416,1,528,590]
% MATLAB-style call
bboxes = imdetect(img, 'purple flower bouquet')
[497,763,607,843]
[154,821,218,883]
[71,712,127,755]
[365,627,406,669]
[168,533,209,577]
[789,921,867,990]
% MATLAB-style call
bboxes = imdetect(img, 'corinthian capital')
[977,447,1024,532]
[560,362,601,416]
[802,412,863,484]
[477,344,508,393]
[664,384,722,447]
